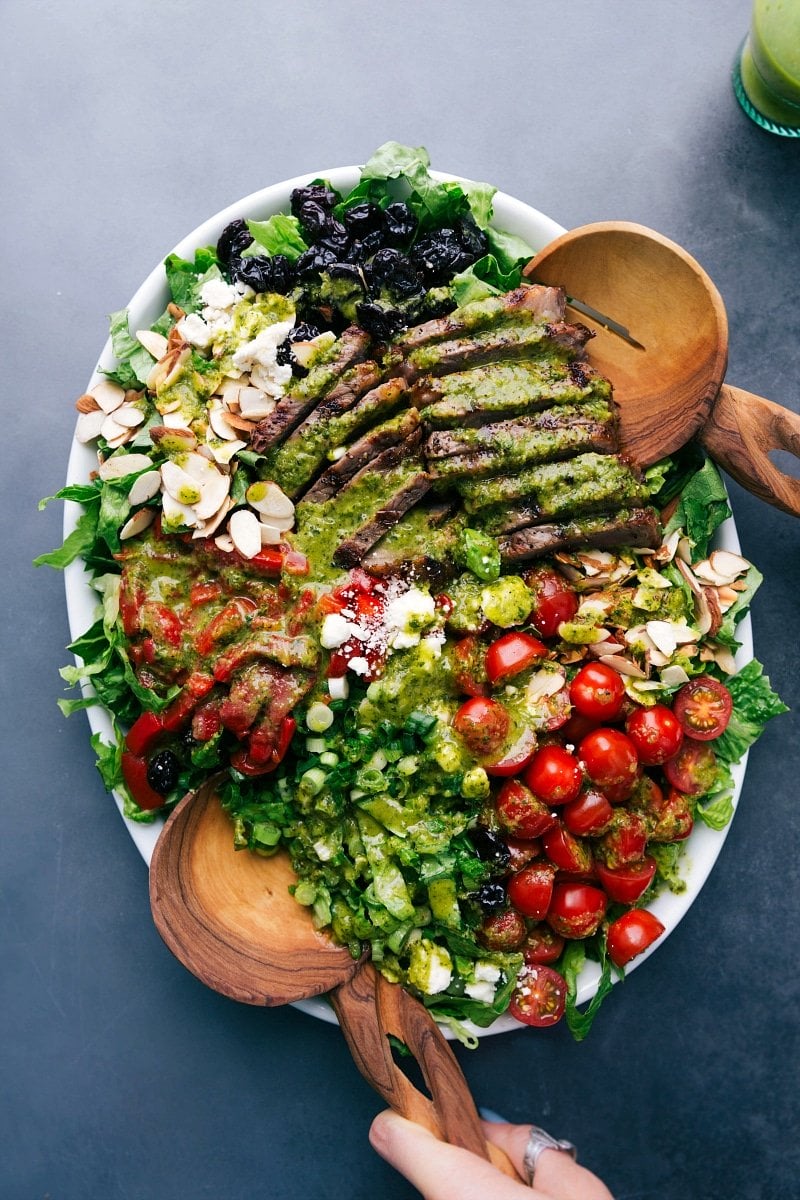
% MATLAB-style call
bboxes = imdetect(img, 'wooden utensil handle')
[330,964,519,1179]
[701,384,800,517]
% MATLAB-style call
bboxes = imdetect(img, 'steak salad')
[39,144,786,1041]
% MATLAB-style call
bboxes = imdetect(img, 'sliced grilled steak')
[426,401,617,479]
[498,507,661,563]
[392,284,566,351]
[250,326,371,452]
[396,320,593,383]
[362,501,461,580]
[417,359,610,428]
[212,632,319,681]
[303,408,421,504]
[459,452,648,518]
[333,470,434,569]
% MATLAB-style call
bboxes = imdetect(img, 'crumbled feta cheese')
[385,587,436,649]
[177,312,213,349]
[474,962,502,983]
[199,278,238,310]
[464,980,496,1004]
[320,613,351,649]
[407,939,452,995]
[233,320,295,397]
[347,656,370,676]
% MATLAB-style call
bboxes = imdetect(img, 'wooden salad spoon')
[525,221,800,517]
[149,781,518,1178]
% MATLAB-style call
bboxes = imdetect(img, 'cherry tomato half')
[478,908,527,951]
[625,704,684,766]
[569,662,626,723]
[663,738,718,795]
[606,909,665,967]
[453,697,510,756]
[524,745,583,806]
[546,882,607,939]
[595,856,657,904]
[485,631,547,684]
[594,809,649,869]
[483,728,538,777]
[452,636,489,697]
[673,676,733,741]
[507,862,556,920]
[509,964,567,1027]
[541,824,594,875]
[578,728,640,802]
[495,780,556,839]
[523,925,566,966]
[562,788,614,837]
[523,567,579,639]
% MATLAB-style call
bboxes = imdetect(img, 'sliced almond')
[598,654,648,679]
[207,438,247,466]
[161,460,202,506]
[75,393,100,413]
[127,470,162,505]
[209,405,240,441]
[228,508,261,559]
[654,529,681,563]
[238,386,276,420]
[90,379,126,414]
[114,404,146,428]
[660,664,691,687]
[161,491,199,529]
[105,427,133,449]
[526,668,567,700]
[98,453,154,481]
[75,409,106,443]
[101,413,130,442]
[709,549,749,581]
[150,425,197,452]
[194,470,231,522]
[258,521,283,545]
[192,496,232,540]
[246,480,294,523]
[214,533,235,552]
[162,411,193,430]
[120,508,156,540]
[220,412,255,435]
[167,302,186,320]
[136,329,169,359]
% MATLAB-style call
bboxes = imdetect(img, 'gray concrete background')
[3,2,799,1197]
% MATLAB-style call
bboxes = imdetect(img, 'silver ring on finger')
[523,1125,577,1186]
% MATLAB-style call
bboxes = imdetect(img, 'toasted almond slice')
[598,654,648,679]
[90,379,127,414]
[207,438,247,466]
[209,405,239,441]
[162,410,193,429]
[194,470,231,522]
[654,529,681,563]
[710,549,749,579]
[98,452,154,481]
[106,428,133,449]
[660,664,690,687]
[120,508,156,540]
[221,412,255,435]
[218,377,244,407]
[228,508,261,559]
[290,331,335,368]
[214,533,235,552]
[192,496,232,540]
[588,639,624,656]
[136,329,169,359]
[114,404,146,428]
[161,491,199,529]
[167,302,186,320]
[75,409,107,443]
[75,393,101,413]
[246,480,294,523]
[238,386,276,420]
[101,413,130,441]
[258,521,283,544]
[526,668,567,700]
[128,470,162,505]
[150,425,197,452]
[161,460,202,506]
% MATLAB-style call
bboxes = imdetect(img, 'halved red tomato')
[663,738,718,795]
[509,964,567,1027]
[495,780,555,839]
[478,908,527,951]
[507,862,556,920]
[562,788,614,837]
[596,856,657,903]
[522,566,578,639]
[606,909,665,967]
[522,925,566,966]
[542,824,593,875]
[579,728,640,802]
[594,809,648,869]
[483,727,538,777]
[673,676,733,741]
[485,632,547,684]
[453,697,510,756]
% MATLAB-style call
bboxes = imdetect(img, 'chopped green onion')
[397,755,419,776]
[404,711,437,737]
[356,766,386,793]
[305,736,327,754]
[306,702,334,732]
[367,749,388,771]
[319,751,340,767]
[299,767,327,796]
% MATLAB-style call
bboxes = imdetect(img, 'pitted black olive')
[476,882,508,913]
[468,828,512,873]
[382,201,418,246]
[147,749,180,795]
[217,218,253,266]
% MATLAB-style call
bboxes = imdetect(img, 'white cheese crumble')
[385,587,436,649]
[408,939,452,995]
[320,613,352,649]
[232,320,295,396]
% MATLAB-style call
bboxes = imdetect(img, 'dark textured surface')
[3,2,799,1197]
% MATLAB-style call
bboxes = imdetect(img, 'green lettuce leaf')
[164,247,221,312]
[244,214,308,262]
[663,455,731,557]
[715,565,763,649]
[713,659,788,763]
[695,791,735,830]
[562,939,616,1042]
[107,308,157,387]
[33,506,99,569]
[360,140,495,231]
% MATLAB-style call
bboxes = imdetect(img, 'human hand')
[369,1110,614,1200]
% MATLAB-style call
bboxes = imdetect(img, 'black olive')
[231,253,296,294]
[454,215,489,261]
[276,321,323,367]
[410,229,474,285]
[355,301,407,341]
[290,183,337,219]
[147,749,180,795]
[317,220,350,258]
[382,201,418,246]
[343,202,383,236]
[468,828,512,873]
[295,244,338,279]
[476,882,508,913]
[297,200,333,240]
[217,218,253,266]
[367,249,424,300]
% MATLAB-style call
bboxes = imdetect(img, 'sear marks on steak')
[250,326,372,452]
[394,319,594,383]
[302,408,421,504]
[498,508,661,563]
[362,501,461,581]
[333,471,434,569]
[392,284,566,352]
[459,452,649,519]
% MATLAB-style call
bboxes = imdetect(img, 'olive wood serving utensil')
[149,782,517,1177]
[526,221,800,517]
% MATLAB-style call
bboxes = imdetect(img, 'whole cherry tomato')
[606,909,665,967]
[524,745,583,805]
[579,728,640,802]
[546,882,607,939]
[569,662,626,723]
[523,566,579,638]
[673,676,733,740]
[509,964,567,1027]
[507,862,556,920]
[478,908,527,951]
[625,704,684,765]
[595,856,657,904]
[485,631,547,684]
[453,697,510,756]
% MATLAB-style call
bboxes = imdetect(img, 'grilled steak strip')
[392,284,566,352]
[499,507,661,563]
[265,366,399,498]
[333,470,434,569]
[395,320,593,383]
[302,408,421,504]
[417,359,611,429]
[426,401,617,480]
[362,502,462,580]
[250,326,371,452]
[459,452,648,518]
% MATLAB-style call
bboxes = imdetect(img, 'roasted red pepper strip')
[231,716,297,776]
[195,598,257,656]
[121,751,165,811]
[125,710,165,756]
[161,671,215,732]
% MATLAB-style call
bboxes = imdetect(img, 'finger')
[369,1110,534,1200]
[483,1123,615,1200]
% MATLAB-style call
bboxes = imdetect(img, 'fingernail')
[479,1106,510,1124]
